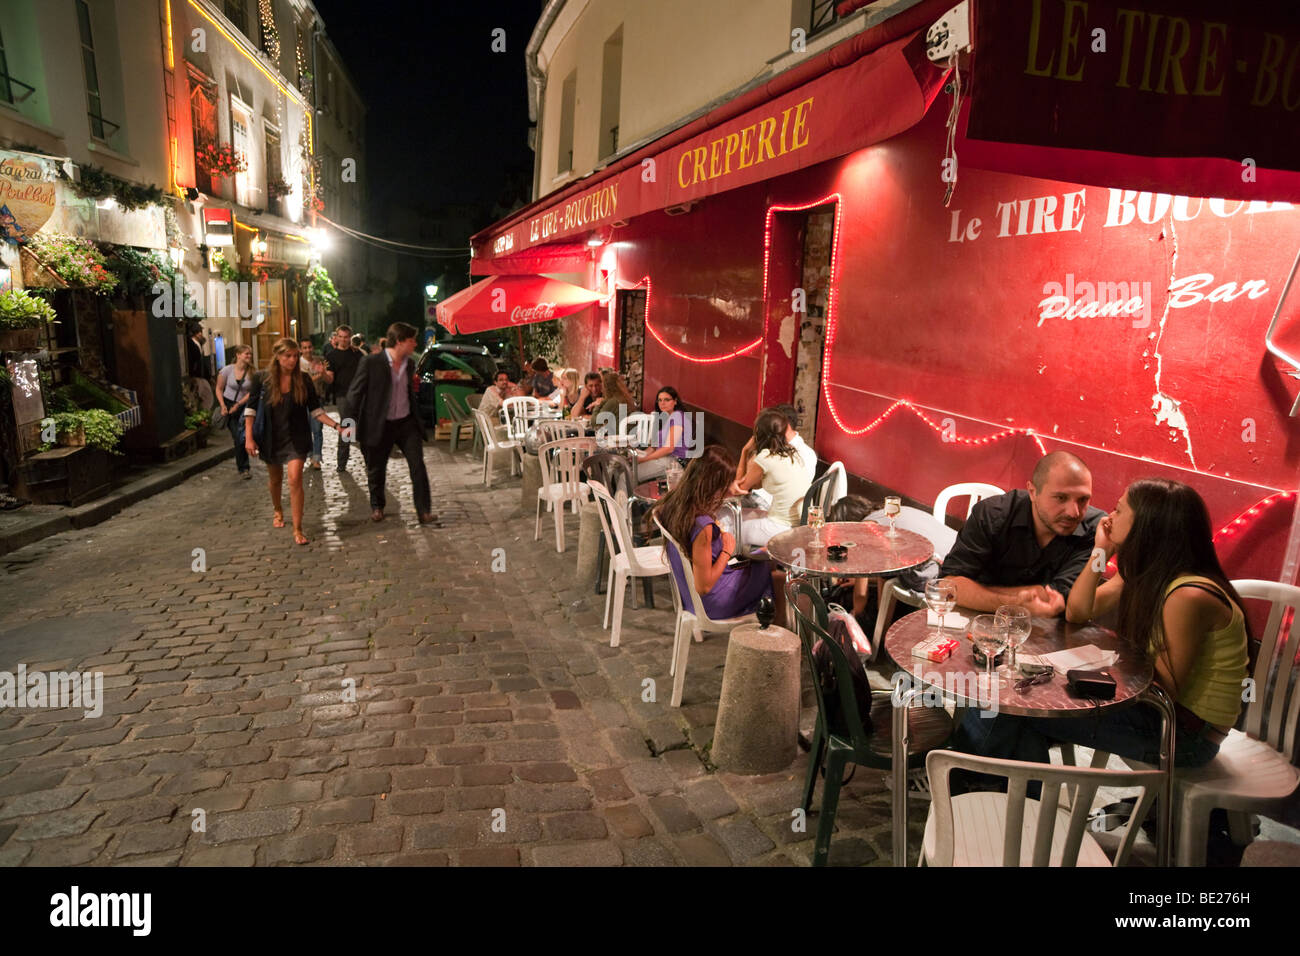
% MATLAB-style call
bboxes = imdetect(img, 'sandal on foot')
[273,513,285,528]
[293,530,309,545]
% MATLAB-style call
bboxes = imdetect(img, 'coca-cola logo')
[511,302,557,323]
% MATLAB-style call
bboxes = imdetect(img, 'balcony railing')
[88,111,121,141]
[0,70,36,105]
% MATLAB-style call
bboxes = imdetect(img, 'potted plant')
[0,288,57,351]
[266,177,291,199]
[196,143,247,190]
[41,409,125,454]
[184,408,213,446]
[25,233,120,295]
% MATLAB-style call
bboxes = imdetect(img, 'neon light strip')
[187,1,308,106]
[1213,491,1296,541]
[164,0,175,69]
[628,274,763,363]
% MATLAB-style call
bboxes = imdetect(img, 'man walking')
[345,322,433,523]
[325,325,362,471]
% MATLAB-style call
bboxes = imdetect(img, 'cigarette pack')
[911,635,959,662]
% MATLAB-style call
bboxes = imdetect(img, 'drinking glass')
[995,605,1033,671]
[807,504,825,549]
[924,579,957,638]
[969,614,1010,692]
[884,496,902,538]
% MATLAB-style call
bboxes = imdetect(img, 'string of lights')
[317,214,469,252]
[624,276,764,363]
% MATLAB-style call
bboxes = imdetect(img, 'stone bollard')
[520,452,541,512]
[710,622,801,775]
[574,500,602,588]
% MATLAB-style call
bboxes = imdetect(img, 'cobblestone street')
[0,428,907,866]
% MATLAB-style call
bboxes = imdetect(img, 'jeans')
[310,415,324,461]
[227,414,249,473]
[954,702,1221,771]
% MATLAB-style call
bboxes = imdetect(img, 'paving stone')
[622,759,677,795]
[250,779,324,807]
[386,790,445,815]
[263,831,337,864]
[649,794,702,834]
[458,764,512,786]
[345,826,403,856]
[333,771,391,798]
[205,808,302,845]
[515,762,577,783]
[586,769,634,802]
[13,809,103,840]
[716,819,777,863]
[386,851,449,866]
[532,841,623,867]
[459,847,520,866]
[287,755,348,775]
[604,803,655,839]
[311,797,374,825]
[509,785,593,813]
[684,779,741,821]
[542,811,607,841]
[0,785,87,818]
[158,770,228,796]
[115,823,191,858]
[188,845,257,866]
[25,831,111,866]
[674,832,732,866]
[100,797,180,827]
[621,838,679,866]
[410,818,479,849]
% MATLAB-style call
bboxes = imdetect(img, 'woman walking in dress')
[244,338,344,545]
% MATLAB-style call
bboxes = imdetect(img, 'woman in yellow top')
[958,478,1249,770]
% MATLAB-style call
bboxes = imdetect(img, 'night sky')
[312,0,542,224]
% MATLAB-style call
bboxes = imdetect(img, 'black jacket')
[247,371,322,457]
[344,350,424,448]
[325,344,363,397]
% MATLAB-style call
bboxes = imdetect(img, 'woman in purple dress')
[654,445,781,620]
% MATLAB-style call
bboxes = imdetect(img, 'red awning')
[961,0,1300,202]
[435,275,603,335]
[470,0,955,272]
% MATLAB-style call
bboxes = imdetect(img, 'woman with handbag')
[244,338,344,545]
[216,345,255,479]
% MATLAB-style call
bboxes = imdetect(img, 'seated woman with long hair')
[960,478,1250,769]
[591,370,636,429]
[654,445,781,621]
[728,408,813,549]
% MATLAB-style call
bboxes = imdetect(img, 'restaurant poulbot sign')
[0,150,59,243]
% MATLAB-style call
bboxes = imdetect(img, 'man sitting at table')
[939,451,1104,618]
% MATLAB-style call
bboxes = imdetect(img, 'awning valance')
[961,0,1300,202]
[435,275,603,335]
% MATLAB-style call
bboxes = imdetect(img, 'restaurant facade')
[468,0,1300,587]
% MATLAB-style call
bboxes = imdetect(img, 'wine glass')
[924,579,957,638]
[884,496,902,538]
[995,605,1033,672]
[969,614,1010,695]
[807,504,825,549]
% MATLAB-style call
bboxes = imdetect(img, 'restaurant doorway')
[616,288,646,408]
[759,202,835,446]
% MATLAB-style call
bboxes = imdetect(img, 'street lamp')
[425,284,438,299]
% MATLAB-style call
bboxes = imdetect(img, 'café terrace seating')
[455,395,1299,868]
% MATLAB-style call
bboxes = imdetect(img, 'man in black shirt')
[324,325,363,471]
[939,451,1103,617]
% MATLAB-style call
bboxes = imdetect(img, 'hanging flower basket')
[196,143,248,178]
[0,328,40,351]
[266,177,292,199]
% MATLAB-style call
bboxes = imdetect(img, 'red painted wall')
[581,104,1300,582]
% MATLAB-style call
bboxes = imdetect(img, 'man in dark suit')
[345,322,433,523]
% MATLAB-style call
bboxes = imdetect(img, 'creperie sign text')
[493,233,514,254]
[529,183,619,242]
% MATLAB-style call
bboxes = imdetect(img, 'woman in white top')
[730,408,813,548]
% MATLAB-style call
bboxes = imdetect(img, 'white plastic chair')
[589,480,672,648]
[933,482,1004,521]
[870,507,956,661]
[536,419,584,444]
[921,750,1163,867]
[535,437,596,553]
[619,412,656,446]
[1115,579,1300,866]
[654,515,758,707]
[473,408,520,488]
[502,395,541,442]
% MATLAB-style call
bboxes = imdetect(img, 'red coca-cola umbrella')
[435,275,603,335]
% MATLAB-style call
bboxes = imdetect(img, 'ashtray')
[826,544,849,561]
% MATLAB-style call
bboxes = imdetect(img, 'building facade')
[470,0,1300,588]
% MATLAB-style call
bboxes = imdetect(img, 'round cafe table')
[766,522,934,578]
[881,608,1176,867]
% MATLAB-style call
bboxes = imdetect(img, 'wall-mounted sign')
[202,206,233,246]
[0,151,60,243]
